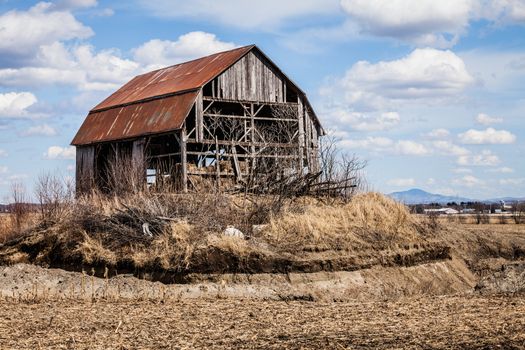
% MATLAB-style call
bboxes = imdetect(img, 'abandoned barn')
[71,45,324,193]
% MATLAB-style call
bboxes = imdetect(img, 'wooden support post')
[297,97,305,171]
[215,136,220,188]
[196,89,203,142]
[75,145,95,195]
[132,138,146,191]
[250,103,256,172]
[231,146,242,181]
[181,127,188,192]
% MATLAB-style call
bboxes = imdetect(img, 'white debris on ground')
[223,226,244,239]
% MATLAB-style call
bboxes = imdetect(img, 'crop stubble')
[0,294,524,349]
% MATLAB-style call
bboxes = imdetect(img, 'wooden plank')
[203,96,297,107]
[212,51,286,102]
[297,97,305,171]
[203,112,297,122]
[132,138,146,191]
[231,146,242,181]
[215,136,220,188]
[180,127,188,192]
[196,89,203,142]
[186,151,299,159]
[75,145,95,194]
[186,138,299,149]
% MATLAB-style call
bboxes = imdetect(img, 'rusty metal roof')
[93,45,254,112]
[72,44,323,145]
[71,91,198,145]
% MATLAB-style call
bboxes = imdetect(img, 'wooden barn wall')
[76,145,95,194]
[214,51,286,102]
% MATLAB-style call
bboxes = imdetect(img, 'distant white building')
[424,208,459,215]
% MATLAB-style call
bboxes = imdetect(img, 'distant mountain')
[388,189,472,205]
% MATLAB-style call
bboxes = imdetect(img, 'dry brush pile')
[0,187,447,278]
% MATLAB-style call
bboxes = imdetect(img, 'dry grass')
[0,212,39,244]
[0,295,524,349]
[264,192,426,252]
[0,192,440,274]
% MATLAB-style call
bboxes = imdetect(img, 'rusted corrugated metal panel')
[92,45,254,112]
[71,91,198,145]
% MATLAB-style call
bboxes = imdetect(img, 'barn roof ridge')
[132,44,256,79]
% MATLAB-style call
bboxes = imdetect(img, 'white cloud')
[0,31,238,91]
[457,150,500,166]
[426,178,436,185]
[339,0,525,48]
[387,178,416,187]
[340,0,472,48]
[340,137,429,156]
[0,42,140,91]
[453,168,472,174]
[0,149,8,157]
[0,92,37,118]
[458,127,516,144]
[487,167,514,173]
[0,166,7,174]
[425,128,450,139]
[476,113,503,125]
[499,178,525,185]
[138,0,339,29]
[0,44,139,91]
[44,146,75,160]
[321,48,474,112]
[433,187,457,196]
[432,140,470,156]
[476,0,525,24]
[324,109,400,131]
[0,173,29,186]
[0,2,93,60]
[453,175,485,188]
[133,32,237,70]
[21,124,57,137]
[340,136,393,150]
[395,140,430,156]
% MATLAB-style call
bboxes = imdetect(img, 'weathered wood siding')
[214,51,286,102]
[76,146,95,194]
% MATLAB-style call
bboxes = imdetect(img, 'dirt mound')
[0,192,446,279]
[0,259,476,302]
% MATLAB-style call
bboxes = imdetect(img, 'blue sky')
[0,0,524,201]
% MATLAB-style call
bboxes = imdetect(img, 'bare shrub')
[425,212,440,231]
[34,172,74,223]
[512,202,524,224]
[10,181,29,233]
[317,136,367,201]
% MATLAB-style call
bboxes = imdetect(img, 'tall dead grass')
[1,189,434,273]
[263,192,426,252]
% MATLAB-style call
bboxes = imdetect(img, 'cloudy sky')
[0,0,524,201]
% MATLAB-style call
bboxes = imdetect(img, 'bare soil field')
[1,294,524,349]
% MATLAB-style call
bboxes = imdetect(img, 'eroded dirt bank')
[0,258,476,301]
